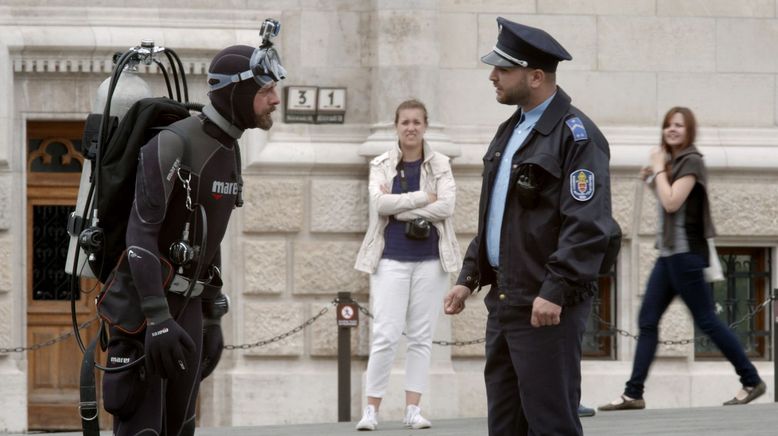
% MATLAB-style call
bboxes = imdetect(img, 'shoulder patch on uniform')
[570,169,595,201]
[565,117,588,141]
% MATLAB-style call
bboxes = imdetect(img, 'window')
[27,121,86,301]
[583,266,616,359]
[695,247,772,359]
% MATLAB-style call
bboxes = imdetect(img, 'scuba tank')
[65,69,153,279]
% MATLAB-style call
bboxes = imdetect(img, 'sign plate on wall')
[316,88,346,124]
[284,86,318,123]
[284,86,346,124]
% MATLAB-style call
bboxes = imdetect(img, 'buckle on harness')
[167,274,205,297]
[67,212,84,237]
[78,401,99,421]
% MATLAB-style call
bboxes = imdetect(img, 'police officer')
[444,17,618,436]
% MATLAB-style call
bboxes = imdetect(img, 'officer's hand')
[200,323,224,380]
[531,297,562,328]
[144,317,196,379]
[427,192,437,203]
[380,184,390,194]
[444,285,470,315]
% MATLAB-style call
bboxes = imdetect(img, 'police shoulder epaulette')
[565,116,588,142]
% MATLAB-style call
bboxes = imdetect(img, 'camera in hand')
[405,218,431,240]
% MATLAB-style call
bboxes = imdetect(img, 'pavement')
[6,403,778,435]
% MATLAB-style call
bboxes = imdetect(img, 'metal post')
[337,291,352,422]
[774,288,777,402]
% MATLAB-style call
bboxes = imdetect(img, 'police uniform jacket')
[456,88,617,307]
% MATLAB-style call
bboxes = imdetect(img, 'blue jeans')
[624,252,762,399]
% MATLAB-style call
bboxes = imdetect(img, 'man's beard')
[256,112,274,130]
[499,84,530,106]
[498,73,530,106]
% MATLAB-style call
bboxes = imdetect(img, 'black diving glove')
[141,296,195,379]
[200,324,224,379]
[200,293,229,379]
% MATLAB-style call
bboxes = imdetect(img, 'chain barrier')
[223,300,334,350]
[596,293,777,346]
[2,295,482,354]
[0,317,99,354]
[19,291,763,353]
[350,298,486,347]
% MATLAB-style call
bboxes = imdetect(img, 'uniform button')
[499,293,506,301]
[495,152,501,158]
[466,275,472,280]
[512,164,518,169]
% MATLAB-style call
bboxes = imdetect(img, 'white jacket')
[354,141,461,274]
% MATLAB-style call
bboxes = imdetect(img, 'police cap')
[481,17,572,72]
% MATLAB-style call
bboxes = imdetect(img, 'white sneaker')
[356,405,378,431]
[404,404,431,429]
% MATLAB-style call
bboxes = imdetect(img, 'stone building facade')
[1,0,778,431]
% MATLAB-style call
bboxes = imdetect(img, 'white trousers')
[365,258,449,398]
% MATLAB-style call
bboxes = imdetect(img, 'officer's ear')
[528,69,546,88]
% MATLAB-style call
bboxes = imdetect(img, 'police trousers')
[484,291,592,436]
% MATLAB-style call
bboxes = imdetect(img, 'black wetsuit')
[106,114,239,436]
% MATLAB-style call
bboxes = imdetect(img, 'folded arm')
[394,168,456,222]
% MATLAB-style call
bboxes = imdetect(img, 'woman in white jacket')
[354,99,461,431]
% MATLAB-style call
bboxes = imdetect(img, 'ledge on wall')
[241,124,778,173]
[445,125,778,172]
[605,126,778,172]
[358,122,462,159]
[241,124,369,174]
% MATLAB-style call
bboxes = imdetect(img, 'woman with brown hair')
[599,107,765,411]
[354,99,460,430]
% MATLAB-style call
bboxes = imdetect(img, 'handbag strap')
[396,160,409,193]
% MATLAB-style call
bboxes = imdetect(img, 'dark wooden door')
[26,121,109,430]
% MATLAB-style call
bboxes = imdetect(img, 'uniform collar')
[533,87,572,135]
[518,92,555,128]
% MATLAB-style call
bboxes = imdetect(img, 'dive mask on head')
[207,46,286,91]
[207,19,287,91]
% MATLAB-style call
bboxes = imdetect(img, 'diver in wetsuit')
[103,42,285,436]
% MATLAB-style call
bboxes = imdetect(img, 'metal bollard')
[773,288,778,403]
[337,292,359,421]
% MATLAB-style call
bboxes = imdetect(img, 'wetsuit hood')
[206,45,260,132]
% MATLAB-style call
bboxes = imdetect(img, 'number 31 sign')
[284,86,346,124]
